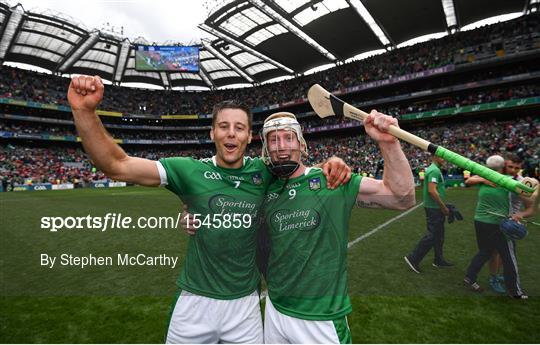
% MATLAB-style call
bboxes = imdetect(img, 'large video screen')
[135,45,199,72]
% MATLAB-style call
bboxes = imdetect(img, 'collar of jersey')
[211,155,247,171]
[279,167,314,185]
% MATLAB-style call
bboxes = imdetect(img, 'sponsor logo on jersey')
[309,177,321,191]
[252,172,262,185]
[204,171,222,180]
[270,208,320,232]
[208,194,258,216]
[228,175,245,181]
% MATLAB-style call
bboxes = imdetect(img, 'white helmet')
[261,112,308,177]
[486,155,505,170]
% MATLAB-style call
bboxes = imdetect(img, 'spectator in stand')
[0,14,537,115]
[1,82,538,144]
[1,116,538,186]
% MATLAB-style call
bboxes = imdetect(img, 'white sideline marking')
[347,202,423,249]
[260,202,423,300]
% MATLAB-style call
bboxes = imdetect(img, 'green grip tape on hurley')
[435,146,535,194]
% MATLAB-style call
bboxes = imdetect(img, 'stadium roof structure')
[0,0,533,89]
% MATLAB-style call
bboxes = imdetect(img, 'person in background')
[405,155,453,273]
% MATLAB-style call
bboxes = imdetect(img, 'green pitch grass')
[1,187,538,343]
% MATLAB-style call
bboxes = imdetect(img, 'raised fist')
[67,75,104,112]
[363,110,399,144]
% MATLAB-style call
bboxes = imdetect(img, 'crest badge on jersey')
[309,177,321,191]
[252,172,263,185]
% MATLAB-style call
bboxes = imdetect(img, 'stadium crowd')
[1,116,538,189]
[0,144,108,188]
[0,14,538,115]
[1,83,538,141]
[300,117,540,179]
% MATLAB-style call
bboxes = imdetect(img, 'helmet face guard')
[261,112,307,178]
[267,159,300,178]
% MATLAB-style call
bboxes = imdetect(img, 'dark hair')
[211,100,252,129]
[505,153,522,164]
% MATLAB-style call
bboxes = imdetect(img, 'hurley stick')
[486,211,540,226]
[307,84,537,195]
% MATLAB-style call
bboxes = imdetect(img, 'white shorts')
[166,290,263,344]
[264,296,351,344]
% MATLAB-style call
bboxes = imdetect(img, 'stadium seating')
[1,116,538,188]
[1,14,539,189]
[0,14,538,115]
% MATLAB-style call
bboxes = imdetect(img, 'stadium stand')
[0,14,539,190]
[1,115,538,189]
[0,13,538,114]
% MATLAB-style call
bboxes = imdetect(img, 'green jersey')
[160,156,273,299]
[264,168,362,320]
[474,184,510,224]
[423,163,445,208]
